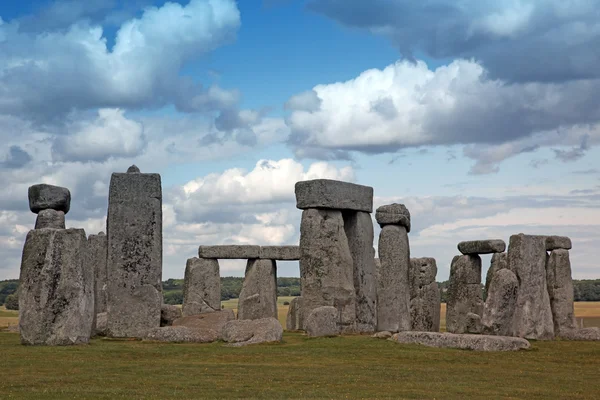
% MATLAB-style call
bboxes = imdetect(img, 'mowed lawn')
[1,302,599,399]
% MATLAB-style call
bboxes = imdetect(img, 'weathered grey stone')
[372,331,392,339]
[259,246,300,260]
[173,309,235,339]
[377,224,411,332]
[375,203,411,232]
[409,258,440,332]
[28,184,71,214]
[546,249,576,335]
[299,209,356,333]
[286,297,304,331]
[508,234,554,340]
[466,312,483,334]
[95,312,108,336]
[19,228,94,345]
[34,209,65,229]
[88,232,107,317]
[106,170,162,338]
[127,164,140,173]
[391,332,531,351]
[198,245,260,259]
[295,179,373,212]
[237,259,278,320]
[446,255,483,334]
[161,304,182,327]
[182,257,221,316]
[145,326,219,343]
[482,268,518,336]
[306,306,339,337]
[221,318,283,346]
[545,236,572,251]
[344,211,377,333]
[458,239,506,255]
[559,327,600,341]
[485,253,507,297]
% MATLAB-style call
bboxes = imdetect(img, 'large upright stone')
[28,184,71,214]
[237,259,278,320]
[546,249,576,335]
[485,253,507,298]
[88,232,108,316]
[482,268,518,336]
[508,234,554,340]
[446,255,483,334]
[182,257,221,316]
[343,211,376,333]
[295,179,373,212]
[286,296,304,331]
[299,208,356,333]
[106,167,162,338]
[409,257,440,332]
[19,228,94,345]
[376,225,411,332]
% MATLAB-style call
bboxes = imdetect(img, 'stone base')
[391,331,531,351]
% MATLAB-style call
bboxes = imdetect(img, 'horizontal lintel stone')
[295,179,373,212]
[259,246,300,260]
[458,239,506,255]
[198,245,260,259]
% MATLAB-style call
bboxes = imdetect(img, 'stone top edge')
[294,178,374,189]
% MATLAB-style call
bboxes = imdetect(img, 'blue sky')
[1,0,600,281]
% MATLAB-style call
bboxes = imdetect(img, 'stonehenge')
[237,259,278,320]
[409,258,441,332]
[182,258,221,316]
[446,255,484,334]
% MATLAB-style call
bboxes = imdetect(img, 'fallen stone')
[375,203,411,232]
[458,240,506,255]
[559,327,600,341]
[391,331,531,351]
[508,234,554,340]
[409,258,440,332]
[34,209,65,229]
[28,184,71,214]
[88,232,107,316]
[485,253,507,297]
[344,211,377,333]
[198,245,260,259]
[299,208,356,333]
[106,169,162,338]
[377,224,411,332]
[161,304,182,327]
[19,228,94,345]
[295,179,373,212]
[372,331,392,339]
[95,313,108,336]
[305,306,340,337]
[237,259,278,320]
[546,249,576,335]
[446,255,483,334]
[173,309,235,339]
[145,326,219,343]
[482,268,518,336]
[545,236,572,251]
[259,246,300,260]
[221,318,283,346]
[286,297,304,331]
[182,257,221,316]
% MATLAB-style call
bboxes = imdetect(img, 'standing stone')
[446,255,484,334]
[88,232,108,318]
[508,234,554,340]
[19,228,94,345]
[237,259,278,320]
[409,258,441,332]
[299,208,356,333]
[485,253,507,299]
[28,184,71,214]
[343,211,376,333]
[376,225,411,332]
[106,167,162,338]
[482,268,518,336]
[286,296,304,331]
[546,249,576,335]
[182,257,221,316]
[35,209,65,229]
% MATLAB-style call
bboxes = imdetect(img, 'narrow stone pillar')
[482,268,518,336]
[546,248,576,335]
[286,297,304,331]
[446,255,483,334]
[485,253,507,298]
[88,232,108,316]
[182,257,221,316]
[409,257,440,332]
[106,165,163,338]
[237,259,278,320]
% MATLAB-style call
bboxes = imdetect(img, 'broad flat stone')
[305,306,339,337]
[546,249,576,335]
[237,259,278,320]
[458,240,506,255]
[545,236,572,251]
[344,211,377,333]
[446,255,483,334]
[377,224,411,332]
[221,318,283,346]
[482,268,518,336]
[485,253,507,297]
[286,297,304,331]
[160,304,182,327]
[144,326,218,343]
[87,232,107,316]
[391,332,530,351]
[299,209,356,333]
[182,257,221,316]
[106,170,162,338]
[19,228,94,345]
[375,204,411,232]
[28,184,71,214]
[259,246,300,260]
[409,258,440,332]
[173,309,235,339]
[508,234,554,340]
[35,209,65,229]
[559,327,600,341]
[372,331,392,339]
[198,245,260,259]
[295,179,373,212]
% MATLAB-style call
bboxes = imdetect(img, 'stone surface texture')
[106,170,162,338]
[28,184,71,214]
[221,318,283,346]
[377,224,411,332]
[95,312,108,336]
[409,257,440,332]
[446,255,484,334]
[299,208,356,333]
[19,228,94,345]
[145,326,218,343]
[546,249,576,335]
[182,257,221,316]
[198,245,260,259]
[237,259,278,320]
[508,234,555,340]
[295,179,373,212]
[545,236,572,251]
[305,306,340,337]
[172,309,235,339]
[286,296,304,331]
[559,327,600,341]
[88,232,108,316]
[372,331,392,339]
[485,253,507,297]
[482,268,518,336]
[375,203,411,232]
[160,304,182,327]
[391,332,531,351]
[259,246,300,260]
[34,209,65,229]
[458,240,506,255]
